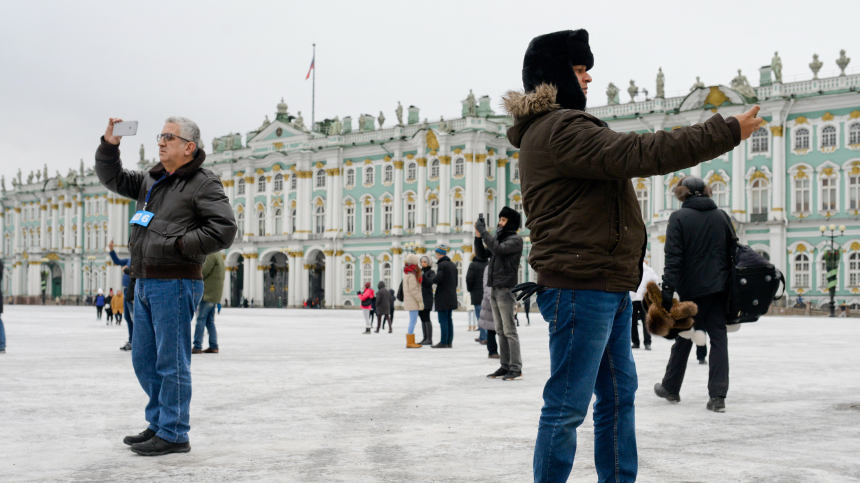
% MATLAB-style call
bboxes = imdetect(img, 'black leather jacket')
[95,138,236,279]
[475,221,523,288]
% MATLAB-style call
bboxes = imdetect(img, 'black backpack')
[727,245,785,323]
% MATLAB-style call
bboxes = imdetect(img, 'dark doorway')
[231,256,244,307]
[264,252,289,308]
[308,251,325,306]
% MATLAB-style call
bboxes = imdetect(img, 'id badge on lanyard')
[130,174,168,228]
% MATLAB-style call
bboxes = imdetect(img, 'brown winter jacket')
[111,291,124,314]
[503,84,740,292]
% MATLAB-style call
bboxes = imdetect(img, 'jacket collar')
[503,84,562,148]
[681,196,718,211]
[149,149,206,179]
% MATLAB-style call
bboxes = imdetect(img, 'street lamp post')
[40,257,50,305]
[819,224,845,317]
[86,255,96,301]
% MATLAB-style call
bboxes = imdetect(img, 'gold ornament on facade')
[439,156,451,165]
[416,158,427,167]
[391,248,403,255]
[426,130,440,152]
[364,159,373,165]
[794,116,808,125]
[770,126,784,137]
[497,159,507,167]
[273,142,284,150]
[822,112,835,121]
[393,161,404,169]
[255,168,265,175]
[703,87,729,108]
[750,170,769,181]
[822,167,835,177]
[315,162,325,169]
[462,245,472,253]
[415,247,427,254]
[323,250,334,256]
[272,164,282,171]
[453,148,462,154]
[244,176,254,183]
[383,155,391,162]
[796,244,807,253]
[657,236,666,243]
[335,250,344,257]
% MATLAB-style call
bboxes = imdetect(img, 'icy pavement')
[1,306,859,483]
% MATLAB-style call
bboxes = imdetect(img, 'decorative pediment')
[678,86,746,113]
[248,120,308,145]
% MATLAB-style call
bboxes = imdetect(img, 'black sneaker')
[631,343,640,349]
[120,342,131,351]
[363,328,371,334]
[644,344,651,351]
[707,397,726,413]
[130,435,190,456]
[698,359,707,365]
[487,368,508,379]
[502,371,523,381]
[123,428,156,446]
[653,383,681,402]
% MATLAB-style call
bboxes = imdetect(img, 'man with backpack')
[654,176,737,413]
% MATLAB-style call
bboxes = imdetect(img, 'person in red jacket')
[358,282,375,334]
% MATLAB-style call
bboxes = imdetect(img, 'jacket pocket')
[146,218,188,260]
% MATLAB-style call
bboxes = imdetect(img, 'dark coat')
[375,282,392,316]
[663,196,737,301]
[503,84,739,292]
[474,225,523,289]
[421,266,435,311]
[432,256,459,312]
[95,137,237,280]
[465,257,488,306]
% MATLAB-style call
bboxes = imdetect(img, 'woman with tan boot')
[403,254,424,348]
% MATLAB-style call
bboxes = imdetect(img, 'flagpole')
[311,43,316,129]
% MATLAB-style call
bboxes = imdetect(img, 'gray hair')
[164,116,201,152]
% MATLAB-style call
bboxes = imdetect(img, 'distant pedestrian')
[105,289,114,325]
[432,245,458,348]
[95,289,105,320]
[112,290,124,325]
[631,261,658,350]
[358,282,375,334]
[418,256,435,345]
[402,254,424,348]
[109,240,134,351]
[477,266,500,359]
[193,252,225,354]
[522,296,531,325]
[0,259,6,354]
[375,281,393,333]
[217,302,221,314]
[466,252,488,341]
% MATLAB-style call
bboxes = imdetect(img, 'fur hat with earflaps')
[642,281,698,338]
[521,29,593,111]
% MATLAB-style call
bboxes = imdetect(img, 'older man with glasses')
[96,117,236,456]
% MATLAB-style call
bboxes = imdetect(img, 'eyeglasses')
[156,133,192,144]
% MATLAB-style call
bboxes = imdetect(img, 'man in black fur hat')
[503,29,763,482]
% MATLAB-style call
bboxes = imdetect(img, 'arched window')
[257,176,266,192]
[406,200,416,230]
[794,253,810,287]
[315,205,325,234]
[849,174,860,211]
[821,174,838,211]
[795,128,810,150]
[364,201,374,233]
[383,203,393,232]
[512,160,520,182]
[4,234,10,254]
[486,158,494,178]
[849,253,860,287]
[454,158,464,176]
[344,263,354,291]
[236,211,244,238]
[102,222,108,248]
[795,177,811,213]
[430,159,440,179]
[274,208,283,234]
[237,178,245,195]
[751,179,768,216]
[273,174,284,191]
[290,174,297,190]
[362,262,373,287]
[384,165,394,183]
[636,186,649,220]
[454,197,464,230]
[345,204,355,234]
[821,125,837,148]
[381,262,392,289]
[346,169,355,187]
[711,181,728,207]
[455,261,463,291]
[850,123,860,145]
[256,210,265,236]
[429,198,439,226]
[22,230,29,250]
[819,258,829,289]
[316,169,326,188]
[93,225,100,250]
[751,127,769,153]
[406,162,416,181]
[364,166,374,185]
[290,208,297,233]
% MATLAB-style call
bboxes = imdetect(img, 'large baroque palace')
[3,51,860,309]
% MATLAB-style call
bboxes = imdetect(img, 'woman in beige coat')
[403,254,424,348]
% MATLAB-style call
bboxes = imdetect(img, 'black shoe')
[707,397,726,412]
[123,428,156,446]
[363,328,371,334]
[654,383,681,402]
[502,370,523,381]
[698,359,707,365]
[431,343,449,348]
[419,339,431,345]
[631,343,640,349]
[644,344,651,351]
[130,435,191,456]
[120,342,131,351]
[487,368,508,379]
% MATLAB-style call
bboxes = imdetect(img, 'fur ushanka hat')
[641,281,698,338]
[522,29,593,111]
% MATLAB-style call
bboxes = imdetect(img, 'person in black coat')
[654,176,738,413]
[466,253,488,341]
[418,256,435,345]
[432,246,459,348]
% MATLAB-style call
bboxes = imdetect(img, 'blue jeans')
[474,305,487,341]
[533,289,637,483]
[437,309,453,345]
[0,315,5,350]
[124,290,134,344]
[193,301,218,350]
[133,279,203,444]
[407,310,419,334]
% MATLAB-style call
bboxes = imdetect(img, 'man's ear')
[186,142,197,157]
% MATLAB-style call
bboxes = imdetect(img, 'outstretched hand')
[104,118,124,145]
[736,105,764,141]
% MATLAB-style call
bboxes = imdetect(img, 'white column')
[76,196,84,251]
[28,261,41,296]
[334,251,344,307]
[265,173,274,236]
[243,175,255,241]
[223,266,232,306]
[333,169,343,232]
[393,161,404,235]
[438,156,451,233]
[464,153,474,230]
[288,251,300,307]
[731,142,747,222]
[324,250,335,308]
[13,206,21,253]
[496,158,508,211]
[40,198,48,251]
[51,200,59,250]
[416,156,427,230]
[475,154,488,224]
[652,175,665,215]
[690,164,702,178]
[300,259,310,302]
[246,252,257,306]
[771,127,786,221]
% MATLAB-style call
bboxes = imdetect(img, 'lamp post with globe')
[819,223,845,317]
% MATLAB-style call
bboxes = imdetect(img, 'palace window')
[819,258,829,289]
[384,165,394,184]
[512,160,520,182]
[102,223,108,247]
[346,169,355,188]
[237,178,245,195]
[849,175,860,211]
[711,181,728,208]
[93,226,100,250]
[257,210,265,236]
[821,125,837,148]
[751,127,769,153]
[315,205,325,234]
[406,202,415,230]
[821,176,838,211]
[795,128,810,150]
[794,253,810,287]
[795,178,811,213]
[274,208,283,234]
[636,186,649,220]
[383,204,393,232]
[364,166,374,185]
[22,206,27,222]
[257,176,266,192]
[362,262,372,287]
[486,159,494,178]
[344,263,354,291]
[406,162,417,181]
[316,169,326,188]
[454,197,464,230]
[430,159,440,179]
[274,174,283,191]
[290,174,297,190]
[346,205,355,234]
[290,208,297,233]
[364,203,374,233]
[236,212,244,238]
[849,253,860,287]
[751,179,768,216]
[513,199,523,215]
[455,261,463,291]
[429,198,439,227]
[850,123,860,145]
[4,235,11,255]
[381,262,392,289]
[454,158,464,177]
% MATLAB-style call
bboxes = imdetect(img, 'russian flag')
[305,56,315,80]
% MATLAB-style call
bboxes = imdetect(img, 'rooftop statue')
[1,175,5,192]
[67,168,77,179]
[690,76,705,91]
[606,82,619,105]
[35,170,41,182]
[378,111,385,129]
[396,102,403,126]
[466,89,477,116]
[772,51,783,83]
[438,116,448,132]
[80,159,85,177]
[43,164,48,181]
[27,171,34,184]
[259,115,271,131]
[730,69,757,99]
[656,68,665,99]
[294,111,306,131]
[809,54,823,79]
[328,116,342,135]
[17,168,22,185]
[11,177,17,187]
[837,50,851,76]
[627,80,638,103]
[140,144,145,164]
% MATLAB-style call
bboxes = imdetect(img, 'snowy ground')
[1,306,859,483]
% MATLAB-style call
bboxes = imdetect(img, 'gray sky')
[1,0,857,186]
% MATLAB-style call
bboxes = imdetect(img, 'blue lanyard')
[143,174,169,211]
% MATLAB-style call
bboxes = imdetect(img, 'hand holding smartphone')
[104,118,137,145]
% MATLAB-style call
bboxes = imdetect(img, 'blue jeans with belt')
[133,278,203,444]
[533,289,637,483]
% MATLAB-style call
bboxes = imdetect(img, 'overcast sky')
[1,0,857,187]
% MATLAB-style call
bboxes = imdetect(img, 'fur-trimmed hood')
[502,84,561,119]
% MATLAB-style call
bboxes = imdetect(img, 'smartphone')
[478,213,484,221]
[113,121,138,137]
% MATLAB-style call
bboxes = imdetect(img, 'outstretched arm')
[95,118,146,200]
